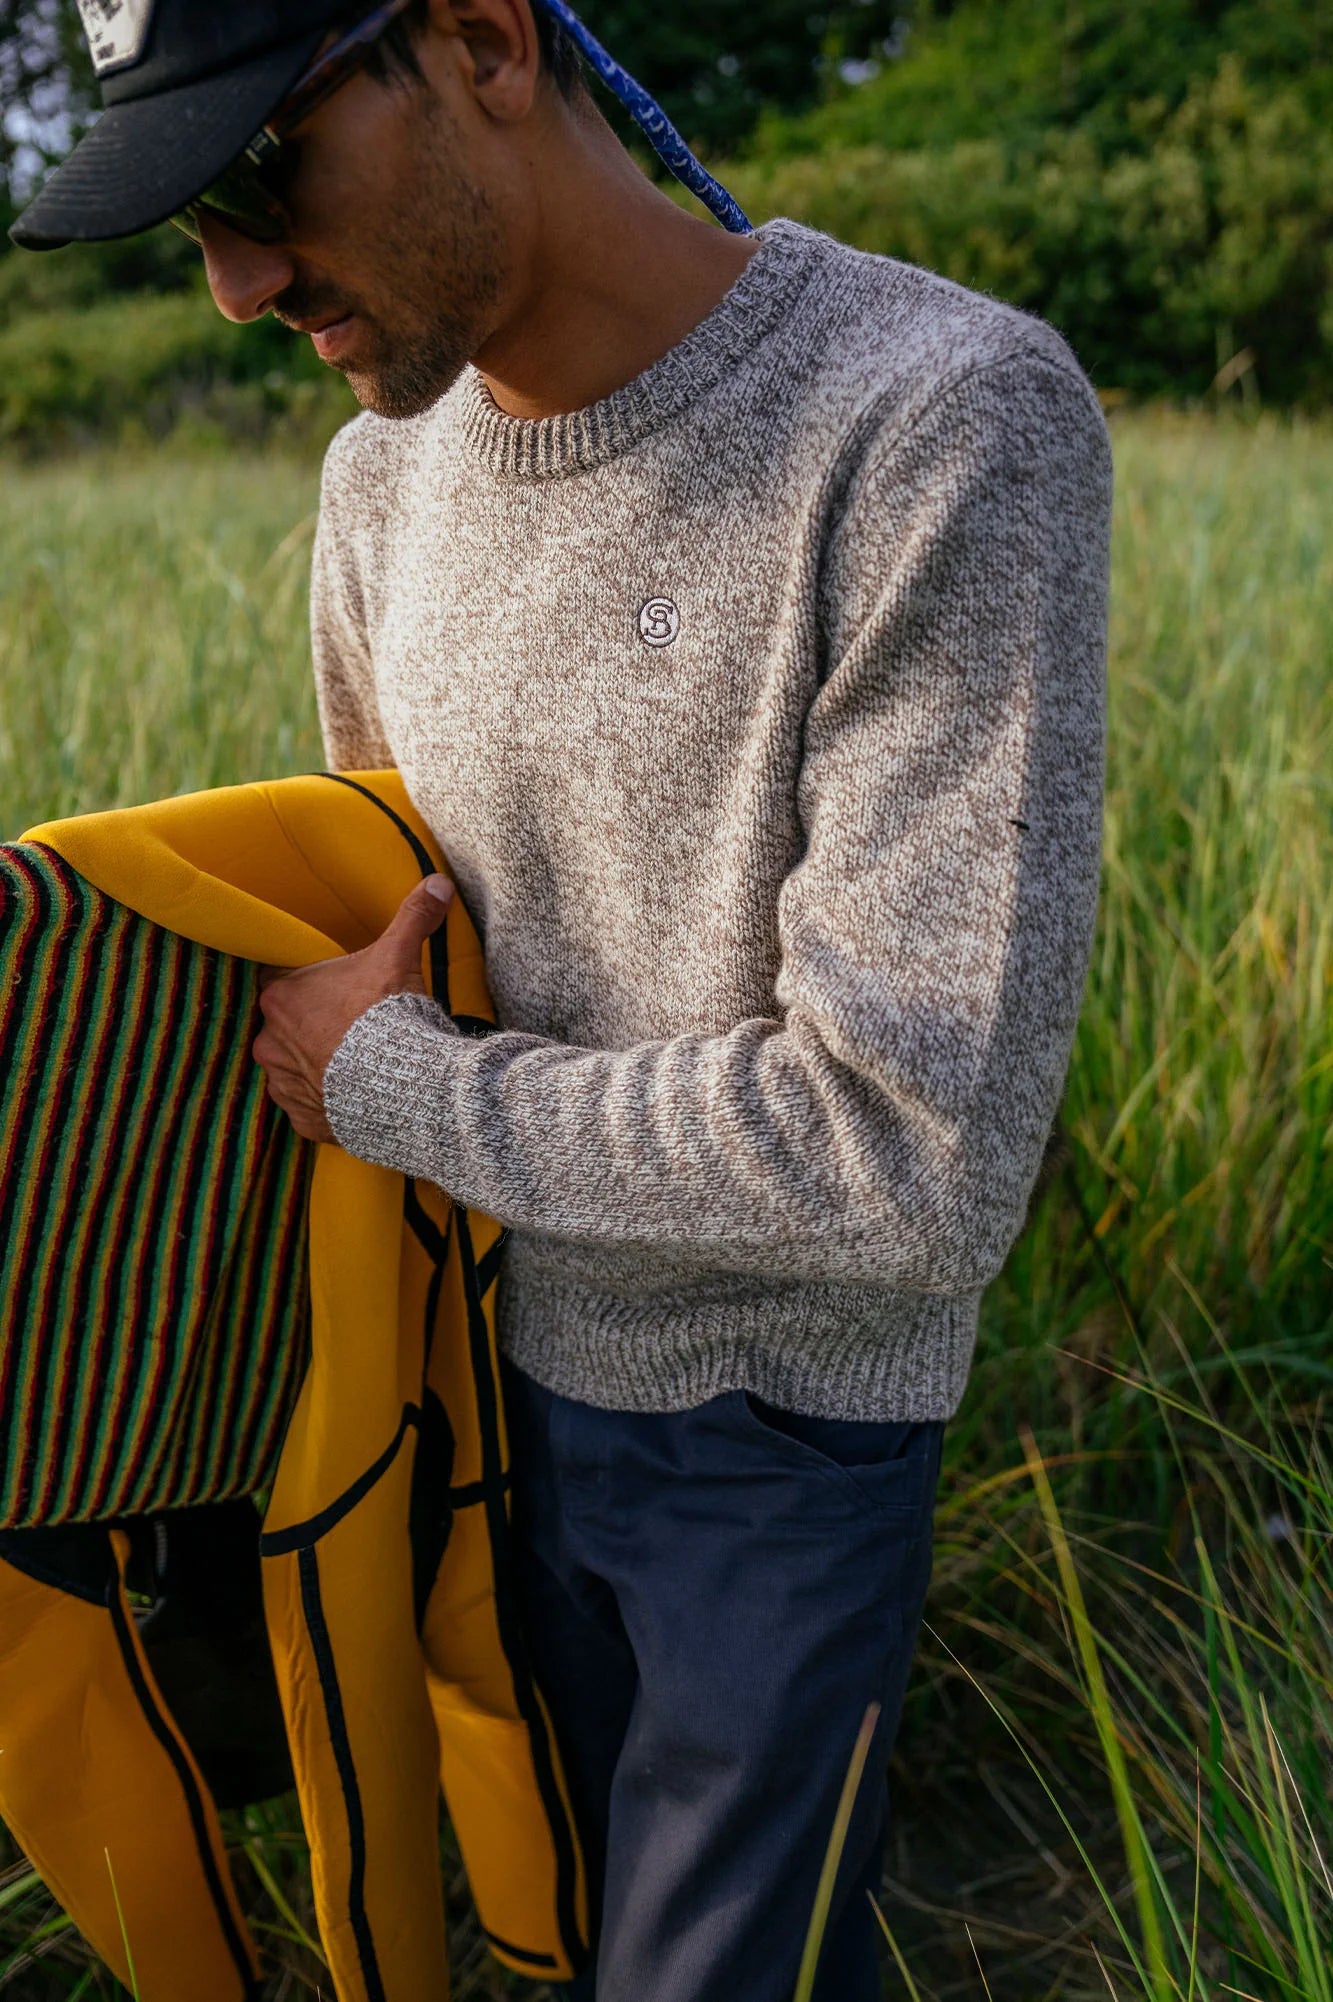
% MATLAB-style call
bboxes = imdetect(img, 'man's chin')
[340,355,465,423]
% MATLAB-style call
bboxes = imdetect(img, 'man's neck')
[470,114,760,422]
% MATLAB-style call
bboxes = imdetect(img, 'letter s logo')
[638,597,681,648]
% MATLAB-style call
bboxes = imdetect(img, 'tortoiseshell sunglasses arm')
[246,0,418,165]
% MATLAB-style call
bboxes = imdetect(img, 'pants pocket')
[728,1389,942,1518]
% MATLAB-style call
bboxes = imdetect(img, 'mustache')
[272,279,365,332]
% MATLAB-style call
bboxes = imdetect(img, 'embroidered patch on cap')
[78,0,155,76]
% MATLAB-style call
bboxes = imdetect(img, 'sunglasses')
[170,0,415,245]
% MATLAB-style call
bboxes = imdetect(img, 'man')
[11,2,1112,1996]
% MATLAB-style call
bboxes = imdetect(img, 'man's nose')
[196,211,296,323]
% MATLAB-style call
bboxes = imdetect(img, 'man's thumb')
[421,874,454,912]
[385,874,454,959]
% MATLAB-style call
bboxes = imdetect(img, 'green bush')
[0,225,197,318]
[0,280,355,453]
[750,0,1333,159]
[721,59,1333,402]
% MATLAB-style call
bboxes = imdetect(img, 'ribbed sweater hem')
[494,1269,981,1422]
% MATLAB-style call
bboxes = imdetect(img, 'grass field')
[0,411,1329,1999]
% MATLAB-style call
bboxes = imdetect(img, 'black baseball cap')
[9,0,347,251]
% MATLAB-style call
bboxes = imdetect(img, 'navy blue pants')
[500,1356,945,2002]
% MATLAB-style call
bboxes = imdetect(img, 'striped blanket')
[0,841,310,1529]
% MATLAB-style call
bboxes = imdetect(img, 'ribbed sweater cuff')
[322,991,462,1178]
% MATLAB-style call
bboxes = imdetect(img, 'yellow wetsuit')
[0,771,588,2001]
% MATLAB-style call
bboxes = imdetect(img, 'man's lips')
[282,310,357,361]
[307,314,355,362]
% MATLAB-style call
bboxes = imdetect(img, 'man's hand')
[253,873,455,1144]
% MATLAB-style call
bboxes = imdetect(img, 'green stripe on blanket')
[0,842,311,1528]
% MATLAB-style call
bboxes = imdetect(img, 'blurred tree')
[579,0,911,159]
[754,0,1333,159]
[0,0,93,231]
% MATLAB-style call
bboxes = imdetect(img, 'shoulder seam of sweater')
[816,338,1106,558]
[857,340,1101,477]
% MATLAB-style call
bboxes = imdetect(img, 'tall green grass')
[0,454,324,820]
[0,410,1328,1998]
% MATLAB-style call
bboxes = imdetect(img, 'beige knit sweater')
[313,216,1112,1421]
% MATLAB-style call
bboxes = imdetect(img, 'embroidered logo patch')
[78,0,154,76]
[639,597,680,648]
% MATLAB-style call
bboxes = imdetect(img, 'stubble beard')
[335,108,507,421]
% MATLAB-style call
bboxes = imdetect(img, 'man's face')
[197,41,511,419]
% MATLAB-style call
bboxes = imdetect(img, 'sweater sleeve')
[321,351,1112,1297]
[309,431,396,773]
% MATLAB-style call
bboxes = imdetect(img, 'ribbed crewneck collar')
[454,217,817,480]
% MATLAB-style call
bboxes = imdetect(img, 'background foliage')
[1,0,1332,444]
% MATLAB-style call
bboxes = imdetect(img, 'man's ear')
[422,0,541,120]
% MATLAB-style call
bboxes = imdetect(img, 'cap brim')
[8,29,327,251]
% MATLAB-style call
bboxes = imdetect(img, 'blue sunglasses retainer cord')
[534,0,753,235]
